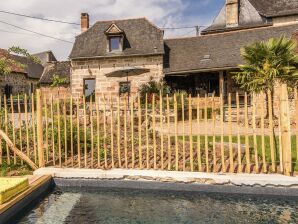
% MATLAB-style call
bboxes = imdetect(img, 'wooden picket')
[0,86,295,176]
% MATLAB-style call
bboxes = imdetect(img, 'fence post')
[279,84,292,176]
[36,89,45,167]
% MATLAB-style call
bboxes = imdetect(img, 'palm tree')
[233,36,298,117]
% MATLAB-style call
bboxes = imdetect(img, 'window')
[109,37,121,52]
[119,82,131,96]
[84,79,96,101]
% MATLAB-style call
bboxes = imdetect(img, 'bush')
[138,78,171,105]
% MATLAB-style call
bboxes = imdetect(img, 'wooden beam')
[0,130,38,170]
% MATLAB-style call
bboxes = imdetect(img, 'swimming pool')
[16,186,298,223]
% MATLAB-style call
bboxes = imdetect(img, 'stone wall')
[248,84,297,125]
[40,86,71,100]
[273,15,298,27]
[0,73,34,96]
[71,55,164,102]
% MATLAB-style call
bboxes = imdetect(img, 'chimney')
[226,0,239,27]
[46,52,50,63]
[81,13,89,32]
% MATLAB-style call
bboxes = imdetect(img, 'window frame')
[83,78,96,101]
[119,81,131,96]
[108,36,123,52]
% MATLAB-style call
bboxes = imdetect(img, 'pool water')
[17,187,298,224]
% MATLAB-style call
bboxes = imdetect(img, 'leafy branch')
[0,46,41,76]
[51,74,67,87]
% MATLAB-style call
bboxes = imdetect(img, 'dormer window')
[109,36,122,52]
[105,23,124,53]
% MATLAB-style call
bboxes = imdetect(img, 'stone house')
[70,0,298,106]
[39,61,71,99]
[33,51,57,67]
[0,49,45,97]
[165,0,298,104]
[70,15,164,101]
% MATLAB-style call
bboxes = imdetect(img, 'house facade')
[70,15,164,101]
[0,50,60,97]
[0,49,46,97]
[70,0,298,104]
[165,0,298,104]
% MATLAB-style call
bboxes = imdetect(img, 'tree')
[0,50,23,75]
[233,36,298,116]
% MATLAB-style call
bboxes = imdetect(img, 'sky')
[0,0,225,60]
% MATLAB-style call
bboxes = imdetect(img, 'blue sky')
[0,0,225,60]
[180,0,225,25]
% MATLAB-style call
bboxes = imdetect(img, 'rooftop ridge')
[94,17,162,31]
[76,17,162,38]
[165,23,298,41]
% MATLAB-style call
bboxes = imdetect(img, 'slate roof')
[39,61,71,84]
[33,51,57,66]
[164,24,298,74]
[202,0,298,35]
[69,18,164,59]
[11,55,44,79]
[249,0,298,17]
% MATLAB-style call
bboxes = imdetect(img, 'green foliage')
[0,57,16,75]
[174,90,188,109]
[8,46,41,64]
[0,162,32,177]
[51,74,67,87]
[233,36,298,93]
[138,78,171,104]
[0,46,41,76]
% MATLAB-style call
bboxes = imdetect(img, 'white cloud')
[0,0,214,60]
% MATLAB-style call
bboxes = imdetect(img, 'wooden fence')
[0,85,296,176]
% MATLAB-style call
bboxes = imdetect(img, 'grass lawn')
[0,162,33,177]
[178,135,298,169]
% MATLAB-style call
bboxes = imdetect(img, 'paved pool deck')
[34,168,298,188]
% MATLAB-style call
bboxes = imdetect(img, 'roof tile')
[165,24,298,74]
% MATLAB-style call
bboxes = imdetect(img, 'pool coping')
[0,175,52,224]
[2,170,298,223]
[35,168,298,196]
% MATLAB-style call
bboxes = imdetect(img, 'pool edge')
[35,167,298,197]
[53,178,298,197]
